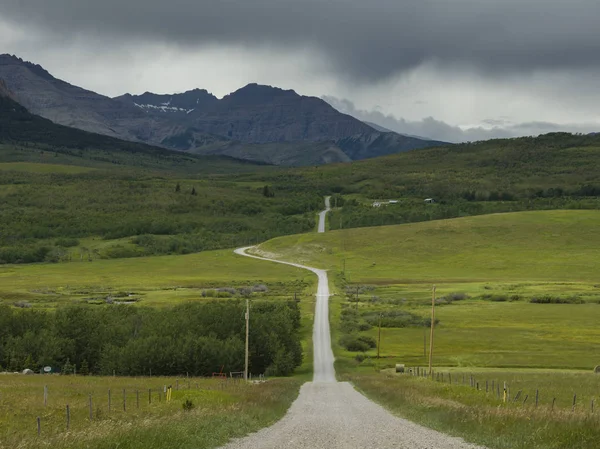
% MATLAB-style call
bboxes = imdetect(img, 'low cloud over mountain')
[323,96,600,143]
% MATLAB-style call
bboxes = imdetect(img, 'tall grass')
[344,370,600,449]
[0,374,301,449]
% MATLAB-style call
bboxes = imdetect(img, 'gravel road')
[317,195,331,233]
[228,198,483,449]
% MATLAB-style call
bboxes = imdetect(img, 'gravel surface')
[220,382,483,449]
[317,196,331,233]
[229,198,484,448]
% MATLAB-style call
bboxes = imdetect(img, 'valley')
[0,54,599,449]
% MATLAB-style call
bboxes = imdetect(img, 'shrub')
[439,292,470,304]
[530,295,584,304]
[239,287,253,297]
[253,284,268,292]
[357,335,377,348]
[482,294,508,302]
[217,287,237,295]
[182,399,195,411]
[13,301,32,308]
[55,238,80,248]
[358,321,373,331]
[363,310,432,328]
[340,334,377,352]
[102,245,141,259]
[340,335,370,352]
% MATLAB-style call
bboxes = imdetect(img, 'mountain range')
[0,54,446,165]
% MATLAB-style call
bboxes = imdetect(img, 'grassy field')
[257,209,600,282]
[256,210,600,371]
[0,373,301,449]
[0,249,315,309]
[0,162,96,174]
[343,369,600,449]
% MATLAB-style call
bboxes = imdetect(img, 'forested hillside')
[250,133,600,230]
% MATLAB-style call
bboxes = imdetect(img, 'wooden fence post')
[136,390,139,409]
[148,389,152,404]
[535,389,539,407]
[89,394,93,420]
[66,405,70,431]
[123,388,126,412]
[108,389,111,412]
[37,417,41,436]
[43,385,48,407]
[572,394,577,411]
[552,397,556,411]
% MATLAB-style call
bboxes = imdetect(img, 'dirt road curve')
[228,199,483,449]
[317,195,331,233]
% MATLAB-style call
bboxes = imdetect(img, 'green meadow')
[257,210,600,370]
[0,373,301,449]
[0,249,315,308]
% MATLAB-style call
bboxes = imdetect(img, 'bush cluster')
[529,295,584,304]
[339,334,377,352]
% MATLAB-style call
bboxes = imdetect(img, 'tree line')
[0,301,302,376]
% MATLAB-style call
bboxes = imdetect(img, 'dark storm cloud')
[1,0,600,81]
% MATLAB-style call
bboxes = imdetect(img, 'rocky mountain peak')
[223,83,299,105]
[114,88,219,114]
[0,54,55,81]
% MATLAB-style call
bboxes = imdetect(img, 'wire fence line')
[405,366,599,415]
[1,374,265,439]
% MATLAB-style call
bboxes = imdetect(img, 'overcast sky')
[1,0,600,142]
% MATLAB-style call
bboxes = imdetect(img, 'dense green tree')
[0,302,302,377]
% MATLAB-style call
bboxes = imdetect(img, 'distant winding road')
[229,198,482,449]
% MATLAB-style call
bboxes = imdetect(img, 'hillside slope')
[259,132,600,198]
[0,83,263,173]
[257,210,600,283]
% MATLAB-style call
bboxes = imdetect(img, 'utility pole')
[244,297,249,381]
[377,314,382,359]
[428,285,436,376]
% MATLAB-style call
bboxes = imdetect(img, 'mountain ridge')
[0,54,447,165]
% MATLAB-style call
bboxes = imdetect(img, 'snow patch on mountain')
[134,103,194,114]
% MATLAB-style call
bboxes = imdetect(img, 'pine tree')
[79,360,90,376]
[23,354,36,371]
[62,358,74,375]
[262,185,274,198]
